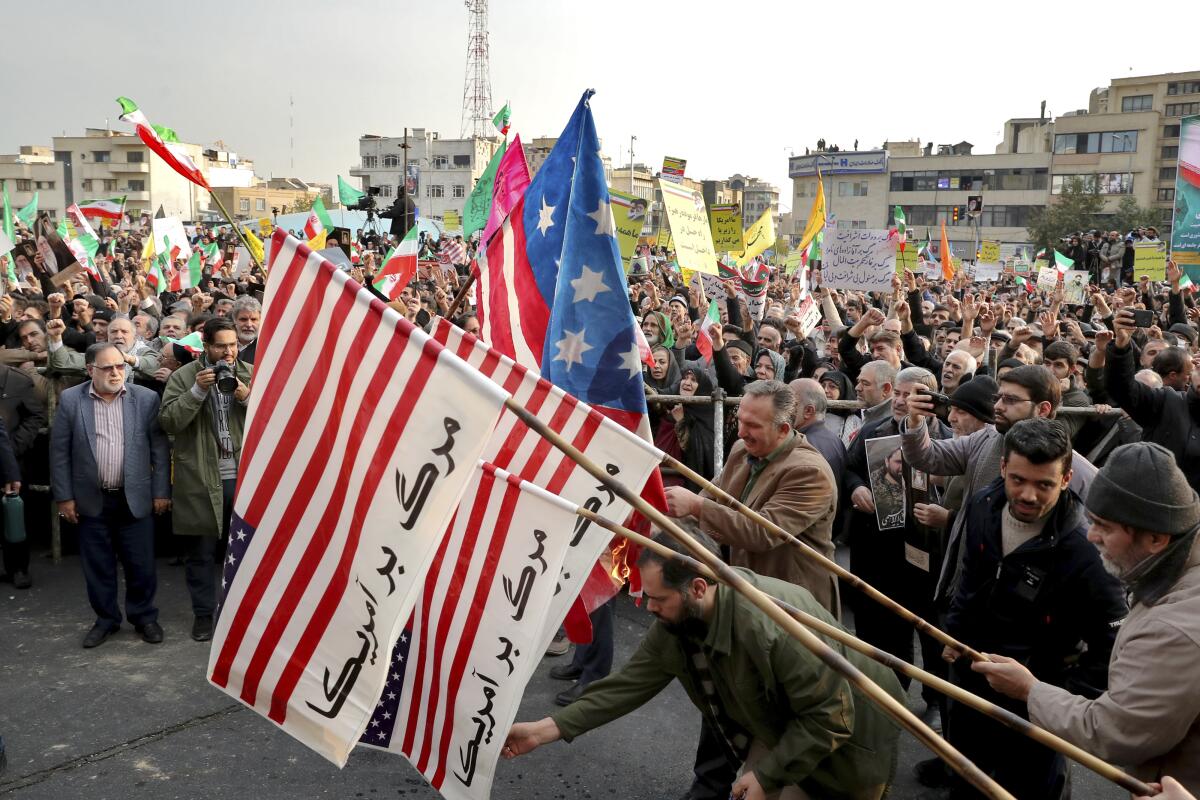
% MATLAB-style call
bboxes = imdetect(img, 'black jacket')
[947,479,1127,697]
[1105,341,1200,489]
[0,365,47,460]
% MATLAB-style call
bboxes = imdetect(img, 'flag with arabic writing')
[360,462,576,800]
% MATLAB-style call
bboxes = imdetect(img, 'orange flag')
[940,221,955,281]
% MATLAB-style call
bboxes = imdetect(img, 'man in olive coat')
[159,317,252,642]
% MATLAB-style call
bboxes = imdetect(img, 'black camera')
[349,186,380,212]
[212,361,238,394]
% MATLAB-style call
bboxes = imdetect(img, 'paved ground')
[0,548,1124,799]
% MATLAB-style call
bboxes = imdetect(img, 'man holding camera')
[159,318,253,642]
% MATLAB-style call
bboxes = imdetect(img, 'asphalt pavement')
[0,549,1124,799]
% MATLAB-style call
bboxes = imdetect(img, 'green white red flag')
[372,225,418,300]
[116,97,210,189]
[76,196,127,220]
[695,299,721,363]
[203,242,224,269]
[492,103,511,135]
[892,206,906,252]
[304,196,333,241]
[172,251,203,291]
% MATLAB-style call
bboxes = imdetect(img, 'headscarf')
[753,348,787,381]
[641,310,675,348]
[644,344,681,394]
[819,370,856,405]
[677,362,717,483]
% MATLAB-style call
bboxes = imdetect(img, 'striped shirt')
[90,385,126,490]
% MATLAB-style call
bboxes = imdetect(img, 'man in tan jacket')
[665,378,839,615]
[974,442,1200,795]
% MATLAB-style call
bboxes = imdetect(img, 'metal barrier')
[646,391,1120,480]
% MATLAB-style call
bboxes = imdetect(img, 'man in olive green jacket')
[159,318,252,642]
[503,536,902,800]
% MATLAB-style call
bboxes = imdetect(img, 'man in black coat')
[0,363,48,589]
[943,417,1127,799]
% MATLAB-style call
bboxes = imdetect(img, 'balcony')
[122,191,150,202]
[109,161,150,174]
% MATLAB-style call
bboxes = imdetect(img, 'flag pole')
[445,267,477,319]
[206,189,265,274]
[574,506,1155,798]
[660,453,986,662]
[500,396,1014,800]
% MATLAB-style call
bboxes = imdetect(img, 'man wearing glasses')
[51,343,172,648]
[899,364,1098,787]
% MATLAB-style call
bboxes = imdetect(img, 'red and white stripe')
[432,318,664,645]
[372,463,577,800]
[473,201,547,369]
[207,231,507,766]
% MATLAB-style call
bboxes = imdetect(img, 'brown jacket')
[696,433,839,616]
[1027,536,1200,792]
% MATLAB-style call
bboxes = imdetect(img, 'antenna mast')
[460,0,493,138]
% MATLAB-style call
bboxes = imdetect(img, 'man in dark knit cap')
[975,441,1200,795]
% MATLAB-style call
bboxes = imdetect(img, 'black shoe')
[914,756,953,788]
[918,702,942,733]
[12,570,30,589]
[549,663,583,682]
[554,681,588,707]
[83,623,116,649]
[137,621,164,644]
[191,615,214,642]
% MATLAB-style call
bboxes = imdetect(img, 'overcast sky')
[2,0,1194,212]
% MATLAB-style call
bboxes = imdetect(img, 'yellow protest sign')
[444,210,461,231]
[655,227,674,251]
[258,217,273,236]
[657,179,716,274]
[894,243,919,274]
[980,240,1000,265]
[785,248,806,276]
[735,209,774,267]
[1133,242,1168,281]
[775,236,790,257]
[708,203,743,253]
[609,188,647,265]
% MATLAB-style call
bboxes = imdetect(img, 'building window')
[1052,173,1133,195]
[1167,81,1200,96]
[452,185,466,198]
[1166,102,1200,117]
[1163,145,1180,159]
[255,198,266,211]
[1164,124,1181,138]
[128,180,145,191]
[1160,167,1178,180]
[1053,131,1138,154]
[850,220,867,229]
[1121,95,1153,112]
[34,181,55,190]
[127,151,144,163]
[15,180,30,191]
[432,156,448,169]
[239,198,250,212]
[92,151,110,163]
[837,181,867,197]
[362,155,377,168]
[1158,188,1176,201]
[104,179,117,191]
[81,180,92,192]
[889,169,1043,191]
[428,184,445,198]
[378,184,392,197]
[453,154,471,168]
[382,154,399,168]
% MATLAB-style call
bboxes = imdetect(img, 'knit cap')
[1085,442,1200,535]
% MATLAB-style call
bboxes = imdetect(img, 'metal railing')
[646,392,1120,478]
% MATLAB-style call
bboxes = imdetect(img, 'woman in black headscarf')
[669,362,716,490]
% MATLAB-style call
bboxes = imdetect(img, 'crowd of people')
[1,211,1197,800]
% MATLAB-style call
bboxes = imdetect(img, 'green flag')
[15,193,37,228]
[492,103,511,135]
[338,176,365,208]
[1,181,13,243]
[1053,250,1074,271]
[463,139,508,240]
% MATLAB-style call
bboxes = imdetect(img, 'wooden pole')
[576,507,1154,798]
[207,190,265,274]
[660,453,987,663]
[501,396,1014,800]
[445,269,476,320]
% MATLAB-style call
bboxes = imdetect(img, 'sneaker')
[544,631,570,657]
[191,615,214,642]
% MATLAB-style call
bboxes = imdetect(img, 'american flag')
[440,238,467,266]
[431,317,665,644]
[361,462,578,800]
[207,231,508,766]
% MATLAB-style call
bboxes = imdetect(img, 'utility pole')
[629,134,636,194]
[400,128,413,236]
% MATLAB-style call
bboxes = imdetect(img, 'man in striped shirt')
[51,343,172,648]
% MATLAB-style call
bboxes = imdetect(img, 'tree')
[1106,196,1163,235]
[1027,177,1104,254]
[288,193,317,214]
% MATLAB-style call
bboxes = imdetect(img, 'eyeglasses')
[995,393,1032,406]
[90,363,124,373]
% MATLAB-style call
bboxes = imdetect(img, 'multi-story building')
[350,129,501,224]
[728,175,780,231]
[0,128,256,223]
[525,137,613,183]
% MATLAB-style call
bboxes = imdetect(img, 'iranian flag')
[203,242,224,270]
[1053,250,1074,273]
[171,331,204,356]
[116,97,209,189]
[172,251,203,291]
[695,299,722,363]
[892,206,907,252]
[492,102,512,135]
[66,204,99,241]
[304,196,333,243]
[372,225,418,300]
[77,196,127,221]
